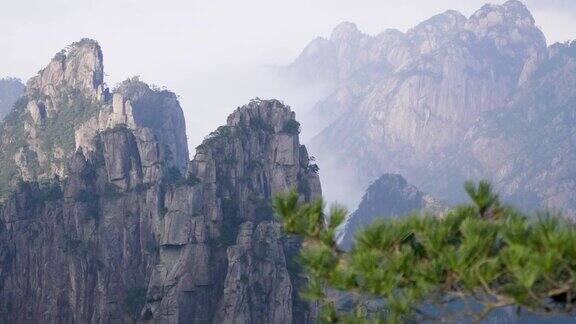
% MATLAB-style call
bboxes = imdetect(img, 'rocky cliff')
[0,92,320,323]
[26,38,105,102]
[143,98,320,323]
[337,174,443,250]
[0,39,188,200]
[460,40,576,212]
[288,1,575,214]
[0,39,320,323]
[0,77,25,120]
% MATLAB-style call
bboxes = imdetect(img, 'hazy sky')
[1,0,575,149]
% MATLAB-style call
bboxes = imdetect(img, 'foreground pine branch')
[274,181,576,323]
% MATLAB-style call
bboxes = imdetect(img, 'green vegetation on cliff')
[0,88,103,200]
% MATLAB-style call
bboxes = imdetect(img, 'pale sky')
[1,0,575,150]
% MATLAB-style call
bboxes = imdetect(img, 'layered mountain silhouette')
[288,0,576,216]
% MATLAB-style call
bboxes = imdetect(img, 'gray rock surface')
[26,38,104,102]
[143,98,320,323]
[288,1,576,215]
[460,40,576,213]
[0,39,107,199]
[113,78,189,171]
[0,40,188,201]
[0,96,320,323]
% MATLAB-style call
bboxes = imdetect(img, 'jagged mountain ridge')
[0,40,321,323]
[0,39,188,200]
[288,0,576,214]
[0,77,25,121]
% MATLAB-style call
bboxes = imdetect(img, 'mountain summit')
[288,1,575,214]
[329,22,362,43]
[0,39,188,199]
[27,38,105,101]
[0,39,321,322]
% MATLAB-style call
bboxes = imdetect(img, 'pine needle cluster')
[274,181,576,323]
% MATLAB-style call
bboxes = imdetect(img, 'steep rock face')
[0,39,107,199]
[0,41,188,200]
[114,78,189,170]
[0,98,321,323]
[0,139,162,323]
[459,40,576,213]
[0,106,180,322]
[287,1,573,213]
[144,99,320,323]
[0,77,25,120]
[26,38,105,102]
[291,1,543,88]
[307,22,369,83]
[75,78,189,172]
[338,174,443,250]
[314,1,546,153]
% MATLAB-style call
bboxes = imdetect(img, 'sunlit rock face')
[288,1,576,215]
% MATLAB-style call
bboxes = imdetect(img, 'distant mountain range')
[287,0,576,216]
